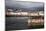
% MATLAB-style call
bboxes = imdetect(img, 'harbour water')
[6,16,44,30]
[6,17,29,30]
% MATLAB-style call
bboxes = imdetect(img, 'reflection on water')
[16,17,28,19]
[6,17,29,30]
[6,16,44,30]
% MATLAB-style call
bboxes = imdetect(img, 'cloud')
[5,0,44,11]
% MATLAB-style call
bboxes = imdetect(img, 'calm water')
[6,17,44,30]
[6,17,29,30]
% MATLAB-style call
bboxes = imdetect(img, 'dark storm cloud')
[5,0,44,11]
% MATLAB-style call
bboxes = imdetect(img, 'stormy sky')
[5,0,44,11]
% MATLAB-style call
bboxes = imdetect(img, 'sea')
[6,17,29,30]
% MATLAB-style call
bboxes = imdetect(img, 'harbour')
[6,16,44,30]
